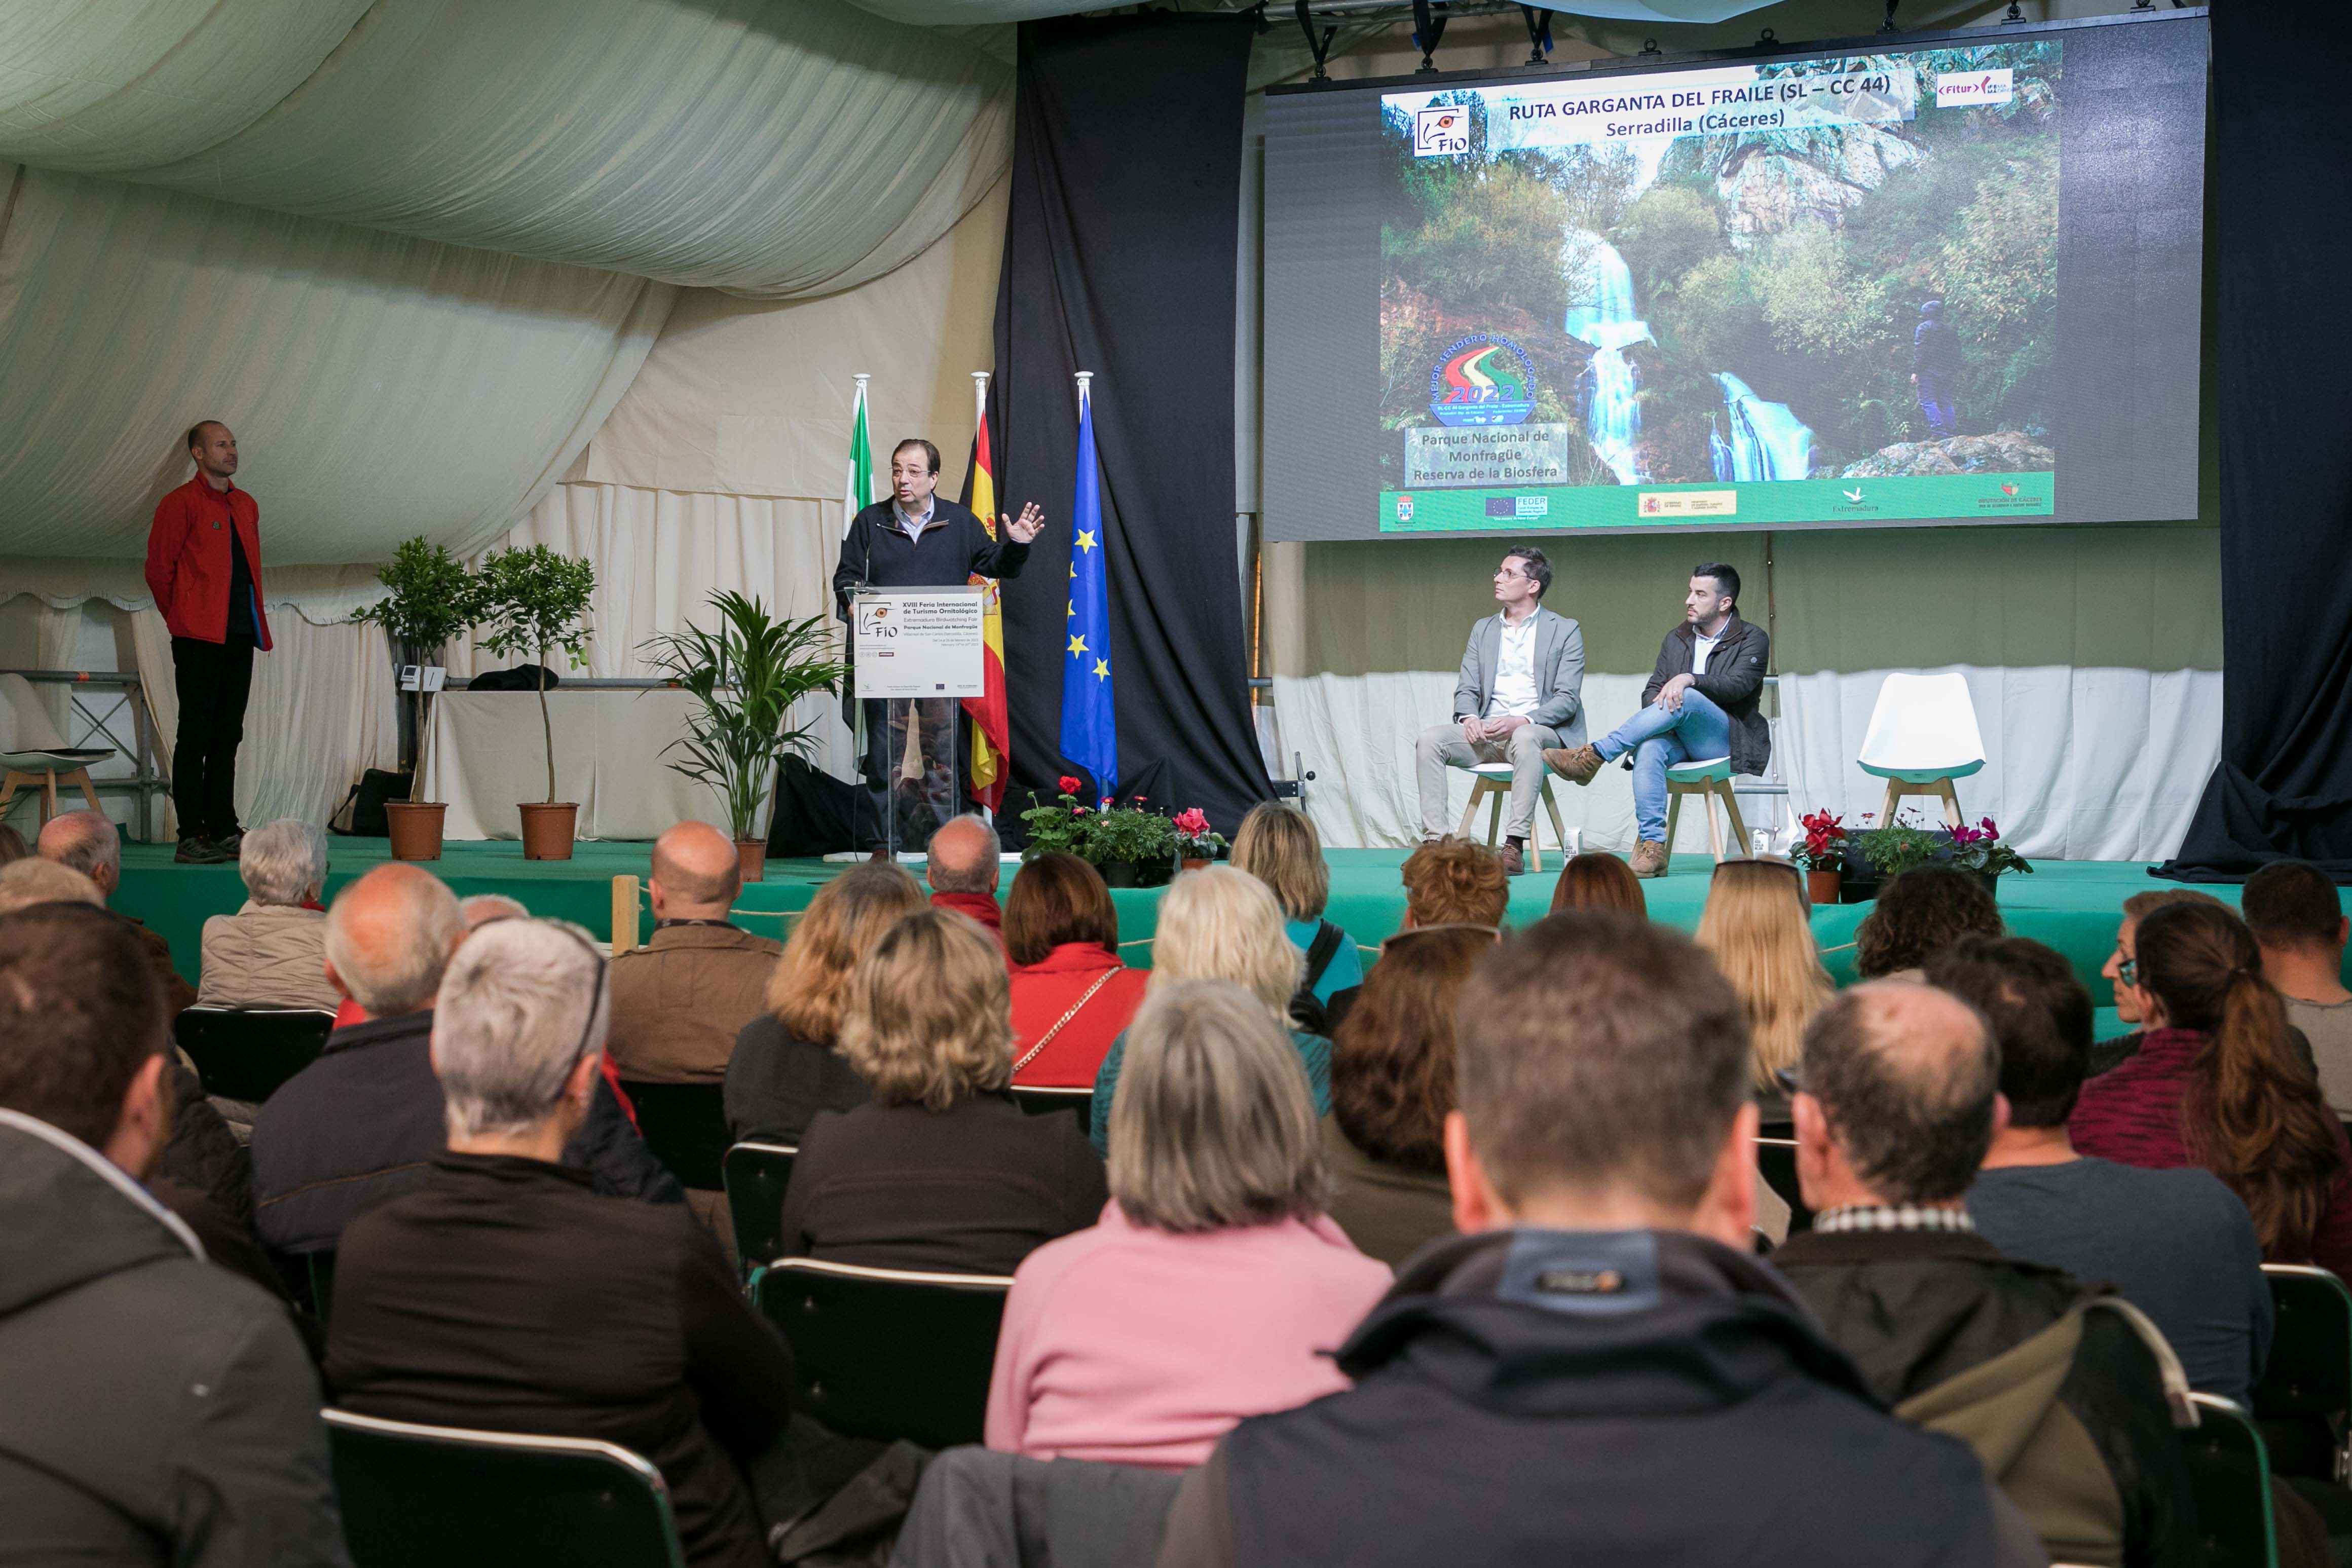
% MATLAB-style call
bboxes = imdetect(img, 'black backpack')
[1287,919,1348,1038]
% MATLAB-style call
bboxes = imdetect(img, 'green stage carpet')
[120,841,2233,1026]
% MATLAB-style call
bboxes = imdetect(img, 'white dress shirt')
[1692,625,1724,678]
[892,496,938,544]
[1487,615,1541,720]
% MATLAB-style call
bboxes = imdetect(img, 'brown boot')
[1499,840,1525,877]
[1629,839,1669,878]
[1544,744,1604,786]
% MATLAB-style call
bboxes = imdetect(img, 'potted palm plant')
[640,591,845,881]
[473,543,597,860]
[353,539,479,861]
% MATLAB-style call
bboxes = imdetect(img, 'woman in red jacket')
[1005,854,1147,1089]
[2071,898,2352,1280]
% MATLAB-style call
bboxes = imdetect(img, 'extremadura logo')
[1429,334,1537,428]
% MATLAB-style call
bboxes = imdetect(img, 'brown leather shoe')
[1544,744,1604,786]
[1629,839,1669,878]
[1499,841,1525,877]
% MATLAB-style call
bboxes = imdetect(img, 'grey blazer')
[1452,606,1586,746]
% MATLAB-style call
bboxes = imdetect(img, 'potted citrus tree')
[353,538,479,862]
[640,591,845,882]
[473,543,597,860]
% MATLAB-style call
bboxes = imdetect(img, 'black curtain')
[2159,4,2352,881]
[988,12,1271,841]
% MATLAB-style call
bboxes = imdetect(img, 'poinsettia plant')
[1172,806,1225,860]
[1790,809,1847,872]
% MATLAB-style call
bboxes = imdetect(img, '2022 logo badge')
[1428,334,1537,428]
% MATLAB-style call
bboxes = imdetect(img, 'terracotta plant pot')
[1181,856,1211,873]
[384,801,446,862]
[517,802,579,861]
[1806,869,1842,908]
[736,839,767,884]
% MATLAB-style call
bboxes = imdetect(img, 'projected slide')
[1377,44,2059,533]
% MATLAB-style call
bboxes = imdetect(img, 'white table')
[424,688,730,841]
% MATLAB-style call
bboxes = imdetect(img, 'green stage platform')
[118,841,2244,1019]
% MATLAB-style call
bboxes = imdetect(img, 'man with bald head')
[38,808,197,1013]
[1772,982,2192,1567]
[253,865,679,1254]
[925,813,1003,950]
[607,821,780,1087]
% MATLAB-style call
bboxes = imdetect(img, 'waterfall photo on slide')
[1376,40,2060,532]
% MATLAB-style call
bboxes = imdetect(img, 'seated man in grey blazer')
[1413,547,1585,876]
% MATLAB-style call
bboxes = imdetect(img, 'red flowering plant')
[1019,775,1094,858]
[1947,816,2034,877]
[1172,806,1226,860]
[1857,810,2033,879]
[1790,809,1847,873]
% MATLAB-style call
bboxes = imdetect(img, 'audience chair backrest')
[323,1408,686,1568]
[174,1007,337,1104]
[1753,1136,1813,1234]
[722,1141,795,1280]
[2180,1393,2279,1568]
[1857,672,1987,776]
[755,1257,1012,1449]
[616,1080,730,1191]
[2252,1264,2352,1485]
[1010,1084,1093,1126]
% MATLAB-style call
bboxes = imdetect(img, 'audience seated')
[1853,865,2003,981]
[0,820,25,862]
[1152,913,2043,1568]
[0,854,102,914]
[327,918,790,1568]
[2244,857,2352,1113]
[38,807,198,1013]
[198,817,338,1011]
[986,979,1391,1470]
[1320,924,1494,1266]
[780,907,1106,1274]
[724,861,923,1144]
[1946,936,2272,1406]
[927,813,1005,949]
[1772,982,2192,1567]
[0,902,348,1564]
[1396,834,1508,930]
[1091,867,1330,1154]
[1547,849,1647,917]
[1005,853,1147,1088]
[252,864,679,1254]
[1230,804,1361,1035]
[1693,857,1830,1122]
[2072,898,2352,1279]
[2093,888,2225,1076]
[609,822,777,1088]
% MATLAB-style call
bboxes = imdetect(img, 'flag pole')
[973,370,989,432]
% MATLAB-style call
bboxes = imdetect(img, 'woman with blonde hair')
[1088,866,1325,1153]
[987,979,1391,1470]
[723,860,924,1143]
[1231,803,1362,1034]
[779,907,1106,1275]
[1694,858,1832,1121]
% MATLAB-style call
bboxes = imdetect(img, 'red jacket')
[1009,943,1148,1089]
[145,475,273,649]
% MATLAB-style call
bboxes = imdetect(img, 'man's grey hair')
[324,869,465,1015]
[239,819,327,907]
[39,809,120,881]
[926,815,1001,894]
[433,919,609,1140]
[1110,979,1329,1233]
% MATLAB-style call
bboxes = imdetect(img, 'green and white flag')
[844,373,874,528]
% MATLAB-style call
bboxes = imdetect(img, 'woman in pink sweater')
[984,978,1393,1471]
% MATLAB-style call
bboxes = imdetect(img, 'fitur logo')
[1934,68,2014,106]
[1413,105,1469,156]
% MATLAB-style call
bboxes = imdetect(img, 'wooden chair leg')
[1456,779,1481,839]
[1484,782,1506,848]
[67,768,101,814]
[1704,790,1725,862]
[1720,783,1750,857]
[0,770,22,818]
[1524,799,1543,875]
[1664,788,1684,854]
[1935,777,1962,829]
[1879,777,1903,831]
[1542,779,1570,860]
[41,771,59,824]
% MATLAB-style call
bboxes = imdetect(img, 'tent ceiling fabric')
[845,0,1773,24]
[0,0,1014,298]
[0,164,674,567]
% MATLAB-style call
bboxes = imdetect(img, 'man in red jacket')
[144,421,273,865]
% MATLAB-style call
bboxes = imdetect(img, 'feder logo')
[1428,334,1537,428]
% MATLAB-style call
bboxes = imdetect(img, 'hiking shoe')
[1499,841,1524,877]
[213,828,244,855]
[1544,744,1604,786]
[1629,839,1669,878]
[174,836,228,865]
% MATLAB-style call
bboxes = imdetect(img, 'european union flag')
[1060,376,1117,803]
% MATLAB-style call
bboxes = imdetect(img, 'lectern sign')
[852,587,985,699]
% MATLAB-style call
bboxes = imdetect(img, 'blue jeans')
[1596,689,1731,845]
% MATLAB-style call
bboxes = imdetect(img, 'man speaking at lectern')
[833,437,1042,852]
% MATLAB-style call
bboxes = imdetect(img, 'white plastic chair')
[0,673,113,828]
[1856,673,1985,830]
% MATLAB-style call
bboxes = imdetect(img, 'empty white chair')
[1856,673,1985,830]
[0,673,113,829]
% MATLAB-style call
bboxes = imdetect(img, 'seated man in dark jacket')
[1774,981,2195,1568]
[1154,914,2042,1568]
[328,917,791,1568]
[0,902,348,1565]
[252,864,678,1254]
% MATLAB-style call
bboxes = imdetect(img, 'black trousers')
[170,634,255,839]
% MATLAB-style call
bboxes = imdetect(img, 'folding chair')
[755,1257,1012,1449]
[173,1007,338,1105]
[2253,1264,2352,1484]
[721,1141,796,1280]
[616,1081,730,1192]
[1857,673,1987,831]
[2181,1393,2280,1568]
[324,1408,685,1568]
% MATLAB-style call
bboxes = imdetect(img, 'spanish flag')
[963,381,1011,810]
